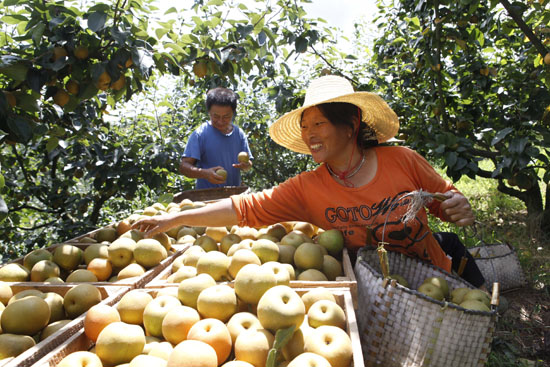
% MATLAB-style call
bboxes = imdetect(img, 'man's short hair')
[206,87,238,113]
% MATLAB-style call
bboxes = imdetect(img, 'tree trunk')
[90,195,109,225]
[497,181,544,235]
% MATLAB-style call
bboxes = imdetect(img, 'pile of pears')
[389,274,491,312]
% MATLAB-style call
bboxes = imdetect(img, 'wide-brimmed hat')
[269,75,400,154]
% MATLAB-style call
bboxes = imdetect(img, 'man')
[179,87,253,189]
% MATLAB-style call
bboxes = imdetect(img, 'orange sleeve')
[230,173,316,228]
[404,148,458,220]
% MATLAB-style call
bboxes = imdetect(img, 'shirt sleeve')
[183,131,202,161]
[231,174,310,227]
[406,148,458,220]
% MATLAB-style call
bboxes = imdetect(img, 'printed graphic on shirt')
[324,191,431,261]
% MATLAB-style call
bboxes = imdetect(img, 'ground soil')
[495,287,550,366]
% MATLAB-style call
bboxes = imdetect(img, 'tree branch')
[499,0,548,57]
[3,220,58,231]
[497,180,528,202]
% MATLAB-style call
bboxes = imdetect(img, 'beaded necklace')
[326,154,366,187]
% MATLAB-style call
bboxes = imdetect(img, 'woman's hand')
[131,213,179,238]
[438,191,475,226]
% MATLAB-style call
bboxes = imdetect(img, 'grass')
[429,160,549,366]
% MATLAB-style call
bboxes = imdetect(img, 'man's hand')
[233,160,252,172]
[437,191,475,226]
[204,166,227,184]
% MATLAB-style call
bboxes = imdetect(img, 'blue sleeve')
[183,131,202,161]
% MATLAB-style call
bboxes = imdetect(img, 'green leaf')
[295,37,307,53]
[31,22,46,44]
[46,137,59,152]
[88,11,107,32]
[1,14,26,24]
[165,42,185,55]
[266,325,296,367]
[390,37,406,45]
[207,0,224,5]
[273,325,295,349]
[80,83,99,100]
[491,127,513,146]
[158,193,174,204]
[407,16,421,28]
[0,174,4,189]
[180,34,199,44]
[16,92,39,113]
[4,0,21,6]
[156,28,170,40]
[0,62,28,81]
[445,151,458,168]
[164,7,178,15]
[7,116,33,142]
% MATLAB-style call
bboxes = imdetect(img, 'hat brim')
[269,92,399,155]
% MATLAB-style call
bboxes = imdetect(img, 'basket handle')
[490,282,500,309]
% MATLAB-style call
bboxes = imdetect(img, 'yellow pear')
[23,248,53,270]
[0,281,13,305]
[161,305,200,345]
[117,263,146,280]
[40,319,71,341]
[178,273,216,309]
[196,284,238,322]
[95,227,118,243]
[63,283,102,318]
[143,295,181,338]
[234,329,274,367]
[304,325,352,367]
[234,264,276,305]
[1,296,50,335]
[95,322,146,366]
[52,244,83,271]
[257,286,305,331]
[0,263,30,281]
[301,288,337,312]
[196,251,230,281]
[0,334,36,359]
[116,290,153,325]
[134,239,167,268]
[58,351,103,367]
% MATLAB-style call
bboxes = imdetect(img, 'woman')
[134,75,484,287]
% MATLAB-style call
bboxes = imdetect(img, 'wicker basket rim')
[357,247,497,316]
[470,241,519,260]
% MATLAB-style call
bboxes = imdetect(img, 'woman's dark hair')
[206,87,238,113]
[316,102,379,149]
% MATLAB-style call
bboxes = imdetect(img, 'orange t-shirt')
[231,146,454,272]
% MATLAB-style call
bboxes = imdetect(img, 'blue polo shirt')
[183,122,253,189]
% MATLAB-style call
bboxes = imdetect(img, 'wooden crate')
[0,242,188,289]
[31,287,363,367]
[0,284,129,367]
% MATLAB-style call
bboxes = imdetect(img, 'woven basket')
[355,246,498,367]
[173,186,249,203]
[469,242,527,291]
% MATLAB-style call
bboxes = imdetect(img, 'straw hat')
[269,75,400,154]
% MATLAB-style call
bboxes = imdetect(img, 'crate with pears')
[0,227,186,289]
[143,221,357,300]
[30,285,363,367]
[0,282,128,367]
